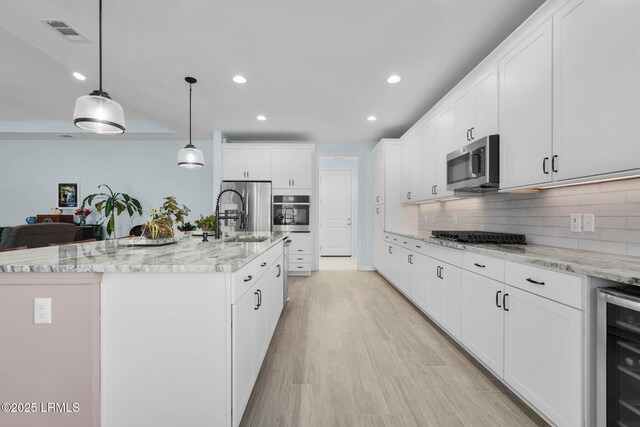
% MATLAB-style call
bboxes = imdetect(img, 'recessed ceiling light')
[233,75,247,84]
[257,115,267,121]
[386,74,401,84]
[73,72,86,81]
[367,116,377,121]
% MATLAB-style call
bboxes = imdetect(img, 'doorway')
[318,156,358,270]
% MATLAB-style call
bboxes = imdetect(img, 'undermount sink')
[223,236,268,243]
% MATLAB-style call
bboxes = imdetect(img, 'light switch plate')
[34,298,51,324]
[570,214,582,233]
[583,214,595,232]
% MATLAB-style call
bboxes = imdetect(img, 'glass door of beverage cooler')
[598,288,640,426]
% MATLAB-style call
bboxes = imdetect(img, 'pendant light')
[178,77,204,169]
[73,0,125,134]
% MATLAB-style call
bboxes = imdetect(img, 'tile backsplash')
[418,178,640,257]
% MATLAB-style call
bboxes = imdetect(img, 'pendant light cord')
[99,0,103,92]
[189,82,192,146]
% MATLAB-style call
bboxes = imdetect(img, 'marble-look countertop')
[386,229,640,285]
[0,232,287,274]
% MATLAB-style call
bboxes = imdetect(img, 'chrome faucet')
[215,189,246,239]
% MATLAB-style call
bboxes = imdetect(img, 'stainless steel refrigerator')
[218,181,272,233]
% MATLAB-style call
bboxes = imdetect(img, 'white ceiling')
[0,0,544,142]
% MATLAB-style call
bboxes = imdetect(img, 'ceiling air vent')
[41,19,88,42]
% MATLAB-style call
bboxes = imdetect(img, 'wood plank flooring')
[240,271,548,427]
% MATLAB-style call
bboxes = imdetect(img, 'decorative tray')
[117,237,178,247]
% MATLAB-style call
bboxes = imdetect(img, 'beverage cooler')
[598,287,640,426]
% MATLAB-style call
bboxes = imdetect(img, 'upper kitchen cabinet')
[552,0,640,182]
[434,104,456,199]
[271,148,313,191]
[499,20,554,190]
[222,147,271,181]
[400,137,413,202]
[373,144,385,204]
[455,67,499,147]
[401,120,435,203]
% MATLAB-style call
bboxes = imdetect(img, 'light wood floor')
[240,270,548,427]
[319,256,358,271]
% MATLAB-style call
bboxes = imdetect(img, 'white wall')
[0,138,215,237]
[319,157,358,258]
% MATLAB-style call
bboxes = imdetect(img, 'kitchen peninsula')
[0,232,286,427]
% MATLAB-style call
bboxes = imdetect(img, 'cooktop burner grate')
[431,230,526,244]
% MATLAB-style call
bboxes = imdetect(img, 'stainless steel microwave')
[446,135,499,192]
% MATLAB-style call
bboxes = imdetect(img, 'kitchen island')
[0,232,286,427]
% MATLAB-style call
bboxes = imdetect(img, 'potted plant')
[141,197,191,240]
[81,184,143,239]
[194,214,217,233]
[178,222,196,232]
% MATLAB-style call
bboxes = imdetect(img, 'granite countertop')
[0,232,287,274]
[385,229,640,285]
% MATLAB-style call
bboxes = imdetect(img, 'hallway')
[240,271,546,426]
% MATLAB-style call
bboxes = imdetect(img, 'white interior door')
[319,169,352,256]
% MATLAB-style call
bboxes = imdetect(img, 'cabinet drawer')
[289,254,311,263]
[504,262,584,309]
[267,242,284,266]
[288,262,311,275]
[418,243,463,267]
[463,252,505,282]
[232,253,271,304]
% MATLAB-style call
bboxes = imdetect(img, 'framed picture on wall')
[57,182,79,209]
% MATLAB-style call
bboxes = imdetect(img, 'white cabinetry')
[440,262,462,338]
[434,104,456,199]
[553,0,640,182]
[271,148,313,190]
[373,205,385,271]
[410,252,428,312]
[455,67,499,147]
[504,285,582,427]
[223,147,271,181]
[286,232,311,275]
[461,271,505,376]
[231,245,284,427]
[373,145,385,204]
[500,20,554,189]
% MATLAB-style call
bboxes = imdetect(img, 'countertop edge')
[384,229,640,286]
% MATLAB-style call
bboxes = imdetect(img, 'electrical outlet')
[570,214,582,233]
[34,298,51,324]
[583,214,595,232]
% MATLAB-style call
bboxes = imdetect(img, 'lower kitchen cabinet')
[441,263,462,338]
[426,258,444,321]
[461,271,505,376]
[399,247,413,298]
[410,252,429,312]
[504,285,582,427]
[232,254,285,427]
[232,281,259,425]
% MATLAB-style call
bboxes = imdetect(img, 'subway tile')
[578,239,627,256]
[594,216,627,229]
[578,191,626,206]
[543,216,568,227]
[600,178,640,192]
[627,244,640,258]
[557,228,601,240]
[628,190,640,203]
[543,236,579,250]
[543,195,580,207]
[599,229,640,243]
[527,235,545,245]
[628,217,640,230]
[601,203,640,216]
[558,205,601,216]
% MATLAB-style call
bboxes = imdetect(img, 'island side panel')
[0,273,101,427]
[100,272,231,427]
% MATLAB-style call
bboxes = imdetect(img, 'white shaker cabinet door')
[373,147,385,204]
[473,67,499,141]
[426,258,444,322]
[455,89,475,148]
[223,148,248,181]
[460,271,504,377]
[373,206,385,272]
[245,148,272,180]
[441,263,462,339]
[400,139,413,202]
[553,0,640,181]
[411,253,429,313]
[232,284,257,427]
[435,104,456,199]
[499,20,553,189]
[270,149,293,188]
[290,149,312,189]
[504,285,582,427]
